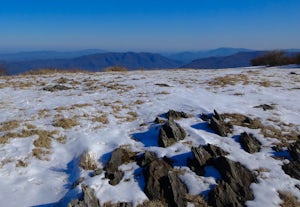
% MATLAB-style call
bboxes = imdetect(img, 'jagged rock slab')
[43,84,71,92]
[203,144,229,158]
[166,110,190,120]
[208,180,243,207]
[105,147,136,185]
[143,159,188,207]
[209,110,230,137]
[212,156,256,202]
[136,151,157,167]
[239,132,261,153]
[68,184,100,207]
[282,161,300,180]
[288,140,300,161]
[158,119,186,147]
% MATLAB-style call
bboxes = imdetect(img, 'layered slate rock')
[166,110,190,120]
[43,84,71,92]
[203,144,229,158]
[68,184,100,207]
[288,140,300,161]
[239,132,261,153]
[143,159,188,207]
[208,180,242,207]
[158,119,186,147]
[104,147,136,185]
[209,110,230,137]
[254,104,275,111]
[210,156,256,204]
[282,140,300,180]
[189,144,229,176]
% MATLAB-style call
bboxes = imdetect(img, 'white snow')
[0,67,300,206]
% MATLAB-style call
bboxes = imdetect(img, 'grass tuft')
[79,151,98,170]
[279,191,300,207]
[0,120,20,132]
[53,117,79,129]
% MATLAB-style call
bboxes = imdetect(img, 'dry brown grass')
[208,74,249,87]
[0,120,20,132]
[0,129,58,145]
[104,66,128,72]
[184,194,209,207]
[56,77,69,84]
[70,103,93,109]
[91,114,109,124]
[20,68,89,76]
[279,191,300,207]
[38,109,51,118]
[53,117,79,129]
[79,151,98,170]
[16,160,28,168]
[32,148,51,160]
[136,200,167,207]
[222,113,299,147]
[134,100,145,105]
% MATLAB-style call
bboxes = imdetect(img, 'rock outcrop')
[68,184,100,207]
[158,119,186,147]
[43,84,71,92]
[239,132,261,153]
[208,180,242,207]
[209,110,230,137]
[210,156,256,205]
[282,140,300,180]
[104,147,136,185]
[143,158,188,207]
[166,110,190,120]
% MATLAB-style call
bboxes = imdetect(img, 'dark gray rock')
[158,119,186,147]
[143,159,172,201]
[166,110,190,120]
[239,132,261,154]
[168,171,188,207]
[43,84,71,92]
[190,146,212,175]
[103,202,133,207]
[105,148,136,185]
[209,110,230,137]
[282,161,300,180]
[254,104,275,111]
[68,184,100,207]
[203,144,229,158]
[136,151,157,167]
[208,180,242,207]
[288,140,300,161]
[212,156,256,202]
[143,159,188,207]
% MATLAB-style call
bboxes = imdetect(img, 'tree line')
[251,50,300,67]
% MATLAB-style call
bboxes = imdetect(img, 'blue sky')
[0,0,300,52]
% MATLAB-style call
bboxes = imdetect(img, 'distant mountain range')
[0,49,106,62]
[6,52,180,75]
[165,47,253,64]
[181,51,268,69]
[1,48,299,75]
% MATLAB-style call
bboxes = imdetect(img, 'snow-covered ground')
[0,67,300,207]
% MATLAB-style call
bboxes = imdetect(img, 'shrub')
[294,53,300,65]
[0,61,8,76]
[251,50,289,66]
[104,66,127,72]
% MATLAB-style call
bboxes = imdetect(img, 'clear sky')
[0,0,300,52]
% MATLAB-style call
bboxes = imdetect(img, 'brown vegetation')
[251,50,300,67]
[279,191,300,207]
[104,66,128,72]
[53,117,79,129]
[79,151,98,170]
